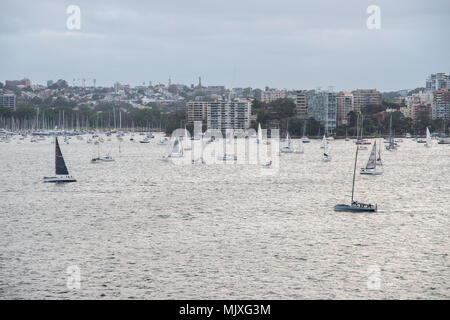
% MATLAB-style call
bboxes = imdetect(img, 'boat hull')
[360,170,383,175]
[334,204,376,212]
[43,176,76,183]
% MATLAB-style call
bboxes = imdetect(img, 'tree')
[165,110,186,134]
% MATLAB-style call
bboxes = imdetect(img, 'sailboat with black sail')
[334,146,377,212]
[43,136,76,183]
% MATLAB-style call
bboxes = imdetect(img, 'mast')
[351,146,359,203]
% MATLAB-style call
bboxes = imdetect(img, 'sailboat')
[321,136,331,162]
[385,114,397,151]
[168,137,184,158]
[355,114,371,146]
[425,127,432,147]
[140,137,150,143]
[91,144,114,163]
[301,121,311,143]
[334,146,377,212]
[257,123,263,144]
[261,159,273,168]
[43,137,76,183]
[375,141,382,165]
[157,137,168,145]
[345,128,350,141]
[360,141,383,175]
[258,123,271,145]
[320,134,327,149]
[281,132,293,153]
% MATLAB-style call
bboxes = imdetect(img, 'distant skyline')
[1,0,449,91]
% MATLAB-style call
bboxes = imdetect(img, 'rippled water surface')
[1,135,449,299]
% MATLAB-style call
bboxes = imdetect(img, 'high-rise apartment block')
[352,89,382,113]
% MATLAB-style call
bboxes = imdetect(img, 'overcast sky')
[1,0,449,91]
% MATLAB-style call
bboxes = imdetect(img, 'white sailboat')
[321,137,331,162]
[301,121,311,143]
[281,132,293,153]
[425,127,432,148]
[320,134,327,149]
[257,123,263,144]
[91,144,114,163]
[360,141,383,175]
[168,136,184,158]
[385,114,397,151]
[258,123,271,145]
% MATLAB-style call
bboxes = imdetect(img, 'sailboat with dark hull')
[334,146,377,212]
[43,137,76,183]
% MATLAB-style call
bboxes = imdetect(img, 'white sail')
[258,123,263,142]
[425,127,432,146]
[284,132,291,148]
[365,141,377,170]
[320,134,327,149]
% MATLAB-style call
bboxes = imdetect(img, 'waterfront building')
[259,89,286,103]
[295,90,308,119]
[432,90,450,120]
[352,89,382,113]
[0,93,16,111]
[336,92,354,126]
[306,90,337,132]
[207,99,251,132]
[426,73,448,92]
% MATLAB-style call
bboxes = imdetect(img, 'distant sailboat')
[355,114,371,146]
[301,121,311,143]
[375,141,382,165]
[168,137,184,158]
[425,127,432,148]
[320,134,327,149]
[360,141,383,175]
[281,132,293,153]
[257,123,263,144]
[321,135,331,162]
[157,137,168,145]
[258,123,271,145]
[43,137,76,183]
[385,114,397,151]
[334,146,377,212]
[91,144,114,163]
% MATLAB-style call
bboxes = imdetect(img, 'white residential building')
[259,89,286,103]
[207,99,251,132]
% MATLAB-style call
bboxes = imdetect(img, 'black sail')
[55,137,69,175]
